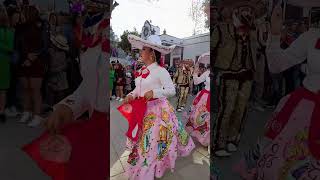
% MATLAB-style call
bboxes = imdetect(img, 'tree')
[189,0,206,35]
[118,28,139,56]
[203,0,210,29]
[109,26,118,48]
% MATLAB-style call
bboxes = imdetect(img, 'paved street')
[0,117,50,180]
[214,106,273,180]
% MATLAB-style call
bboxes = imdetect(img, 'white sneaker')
[181,107,185,110]
[177,108,182,112]
[119,98,124,102]
[27,115,43,127]
[227,143,238,152]
[116,97,120,101]
[19,112,32,123]
[4,108,17,117]
[214,150,232,157]
[112,95,116,99]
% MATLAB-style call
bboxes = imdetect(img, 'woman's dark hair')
[152,49,161,64]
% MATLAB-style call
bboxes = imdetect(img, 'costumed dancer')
[117,32,195,180]
[233,3,320,179]
[21,1,117,180]
[212,0,266,157]
[173,62,192,112]
[185,52,210,149]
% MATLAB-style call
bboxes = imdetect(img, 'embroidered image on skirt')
[186,90,210,146]
[125,98,195,180]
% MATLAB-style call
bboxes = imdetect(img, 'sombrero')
[197,52,210,66]
[217,0,267,18]
[128,34,176,55]
[50,34,69,51]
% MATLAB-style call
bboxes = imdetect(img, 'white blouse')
[55,46,108,119]
[128,62,176,99]
[267,28,320,93]
[193,70,210,91]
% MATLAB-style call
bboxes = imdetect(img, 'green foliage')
[118,28,139,55]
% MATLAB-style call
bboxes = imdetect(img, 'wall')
[182,33,210,63]
[160,33,210,65]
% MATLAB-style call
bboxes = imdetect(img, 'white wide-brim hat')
[197,52,210,65]
[128,34,176,55]
[50,34,69,51]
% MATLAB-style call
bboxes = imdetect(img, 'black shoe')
[0,113,6,123]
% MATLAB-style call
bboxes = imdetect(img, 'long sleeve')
[55,81,91,119]
[193,71,209,85]
[0,28,14,53]
[266,32,309,74]
[128,87,139,99]
[153,68,176,98]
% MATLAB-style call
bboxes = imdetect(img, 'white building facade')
[181,33,210,64]
[160,33,210,66]
[134,20,210,67]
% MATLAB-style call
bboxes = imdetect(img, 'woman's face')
[140,46,153,63]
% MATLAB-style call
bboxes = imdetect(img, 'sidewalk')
[110,95,210,180]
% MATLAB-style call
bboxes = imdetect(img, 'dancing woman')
[119,33,195,180]
[234,4,320,180]
[186,53,210,149]
[21,1,116,179]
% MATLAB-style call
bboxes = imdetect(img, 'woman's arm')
[54,80,90,119]
[153,68,176,98]
[267,32,309,74]
[267,4,308,74]
[193,70,209,85]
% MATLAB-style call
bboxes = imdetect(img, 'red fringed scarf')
[117,98,148,142]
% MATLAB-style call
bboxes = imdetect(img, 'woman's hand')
[124,95,134,104]
[144,90,154,101]
[270,4,283,35]
[44,104,74,134]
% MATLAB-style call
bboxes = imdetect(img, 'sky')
[110,0,208,39]
[0,0,208,38]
